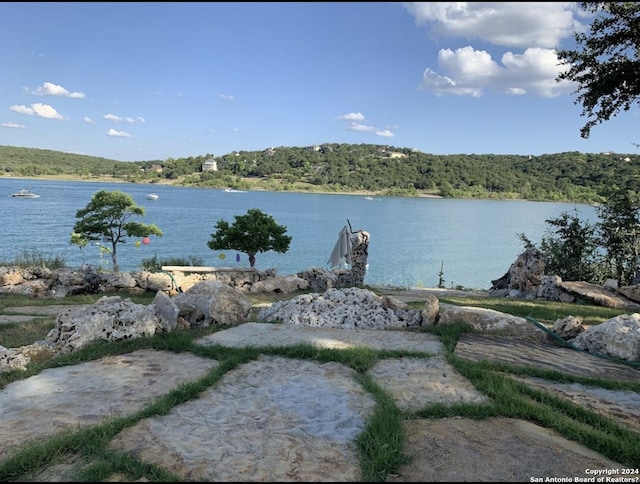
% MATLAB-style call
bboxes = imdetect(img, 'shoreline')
[1,174,445,199]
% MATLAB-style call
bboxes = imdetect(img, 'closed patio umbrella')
[327,225,352,268]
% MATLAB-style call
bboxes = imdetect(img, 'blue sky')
[1,2,637,162]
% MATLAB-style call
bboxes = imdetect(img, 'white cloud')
[405,2,583,98]
[403,2,584,48]
[375,129,395,138]
[2,122,26,129]
[420,45,576,97]
[348,123,376,132]
[336,112,365,121]
[10,103,64,120]
[106,128,131,137]
[339,113,396,138]
[218,93,235,101]
[83,116,96,124]
[103,113,145,123]
[33,81,85,98]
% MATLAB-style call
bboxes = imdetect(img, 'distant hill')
[2,143,639,203]
[0,145,147,178]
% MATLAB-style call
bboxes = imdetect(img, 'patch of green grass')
[0,319,56,348]
[0,247,67,270]
[436,295,626,326]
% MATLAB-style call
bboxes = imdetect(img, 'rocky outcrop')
[47,296,160,354]
[257,287,423,330]
[490,250,640,311]
[0,260,376,299]
[0,265,291,297]
[1,280,254,371]
[490,247,546,299]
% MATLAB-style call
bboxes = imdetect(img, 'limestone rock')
[171,280,252,327]
[46,296,160,353]
[570,314,640,362]
[249,275,309,294]
[552,315,585,340]
[438,303,549,343]
[257,287,422,329]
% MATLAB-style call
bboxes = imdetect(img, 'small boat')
[12,189,40,199]
[223,187,247,193]
[364,196,374,201]
[146,193,159,200]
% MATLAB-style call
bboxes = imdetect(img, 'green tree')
[556,2,640,140]
[207,208,291,267]
[538,209,602,283]
[596,188,640,286]
[71,190,163,272]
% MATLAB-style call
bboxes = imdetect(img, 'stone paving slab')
[0,314,41,324]
[3,305,83,315]
[386,417,628,482]
[454,333,640,383]
[0,349,218,461]
[108,355,376,482]
[368,356,490,412]
[0,305,84,325]
[195,321,445,354]
[514,376,640,434]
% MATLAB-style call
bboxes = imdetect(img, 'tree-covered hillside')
[1,143,638,203]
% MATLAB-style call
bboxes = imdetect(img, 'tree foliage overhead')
[556,2,640,140]
[207,208,291,268]
[71,190,163,272]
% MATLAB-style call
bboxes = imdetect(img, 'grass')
[0,247,67,270]
[0,289,638,482]
[436,294,625,327]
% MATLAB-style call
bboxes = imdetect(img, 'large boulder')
[249,275,309,294]
[490,247,546,299]
[570,314,640,362]
[46,296,161,354]
[437,304,549,343]
[257,287,422,329]
[171,280,252,327]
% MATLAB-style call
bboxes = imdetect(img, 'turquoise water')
[0,178,596,290]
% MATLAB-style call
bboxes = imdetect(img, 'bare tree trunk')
[112,247,119,273]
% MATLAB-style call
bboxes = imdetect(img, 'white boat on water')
[12,189,40,199]
[223,187,247,193]
[146,193,159,200]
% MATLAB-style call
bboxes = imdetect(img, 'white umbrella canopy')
[327,225,353,268]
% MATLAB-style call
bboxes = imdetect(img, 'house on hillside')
[202,158,218,171]
[387,151,408,159]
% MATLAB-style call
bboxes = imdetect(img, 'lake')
[0,178,597,290]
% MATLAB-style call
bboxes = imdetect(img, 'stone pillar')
[348,230,370,286]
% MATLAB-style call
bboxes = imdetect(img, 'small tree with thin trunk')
[208,208,291,267]
[71,190,162,272]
